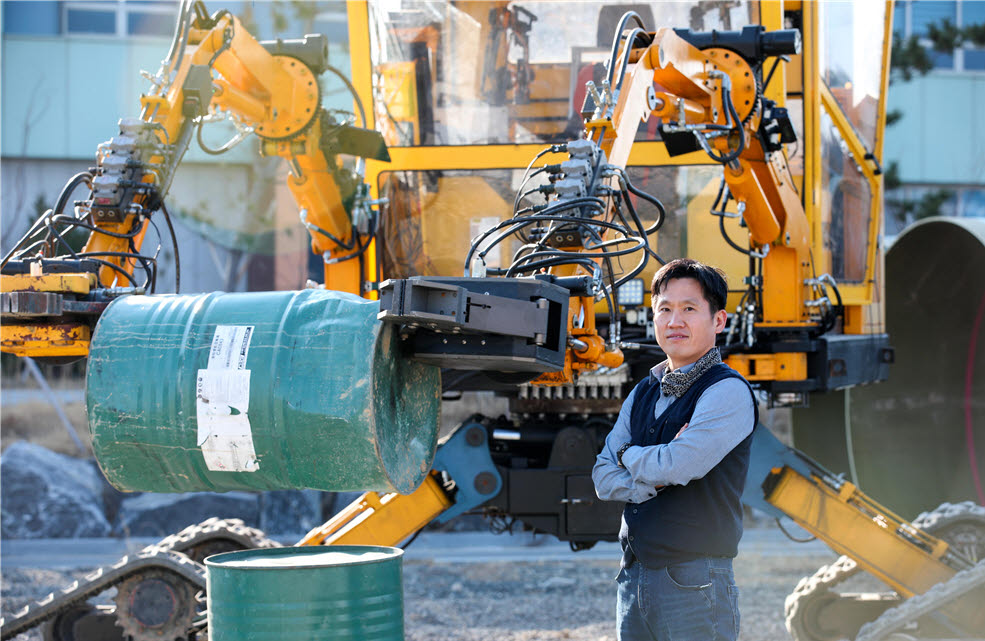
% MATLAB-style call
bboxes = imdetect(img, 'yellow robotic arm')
[525,22,814,384]
[0,0,387,360]
[585,24,810,327]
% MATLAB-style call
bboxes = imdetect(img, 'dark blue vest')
[619,363,757,569]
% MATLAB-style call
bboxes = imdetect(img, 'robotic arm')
[379,20,823,387]
[584,22,815,330]
[0,0,388,361]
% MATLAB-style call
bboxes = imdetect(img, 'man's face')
[652,277,727,369]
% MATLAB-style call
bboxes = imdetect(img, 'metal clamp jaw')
[378,276,572,374]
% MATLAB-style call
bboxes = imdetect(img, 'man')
[593,258,757,641]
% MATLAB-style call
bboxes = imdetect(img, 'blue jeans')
[616,557,739,641]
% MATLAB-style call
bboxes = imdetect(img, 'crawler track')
[1,518,279,641]
[784,502,985,641]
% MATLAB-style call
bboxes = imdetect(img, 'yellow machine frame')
[7,3,985,639]
[345,0,894,381]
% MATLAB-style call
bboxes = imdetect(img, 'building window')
[66,7,117,35]
[910,0,956,39]
[127,10,176,37]
[64,1,176,37]
[961,190,985,218]
[895,0,985,73]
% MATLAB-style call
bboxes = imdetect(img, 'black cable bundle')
[464,151,668,327]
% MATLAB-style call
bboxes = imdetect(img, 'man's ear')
[714,309,728,333]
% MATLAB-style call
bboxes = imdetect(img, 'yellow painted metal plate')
[0,273,95,294]
[139,94,170,115]
[300,473,452,547]
[725,352,807,381]
[254,56,320,140]
[704,48,759,126]
[1,324,91,357]
[372,142,713,175]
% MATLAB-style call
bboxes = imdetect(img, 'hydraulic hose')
[160,201,181,293]
[606,12,647,87]
[1,172,92,270]
[613,28,649,92]
[324,65,367,128]
[164,0,192,76]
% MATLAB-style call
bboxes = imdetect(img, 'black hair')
[650,258,728,313]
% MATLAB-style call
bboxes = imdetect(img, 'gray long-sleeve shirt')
[593,360,755,505]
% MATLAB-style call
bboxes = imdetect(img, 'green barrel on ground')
[87,289,440,494]
[793,218,985,518]
[205,545,404,641]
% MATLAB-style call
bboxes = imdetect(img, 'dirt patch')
[1,399,92,457]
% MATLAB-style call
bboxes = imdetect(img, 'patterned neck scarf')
[659,348,722,398]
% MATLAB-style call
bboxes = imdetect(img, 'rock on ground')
[0,442,110,538]
[0,438,342,539]
[114,492,260,537]
[259,490,322,536]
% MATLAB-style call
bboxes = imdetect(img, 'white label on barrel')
[197,325,258,472]
[207,325,254,370]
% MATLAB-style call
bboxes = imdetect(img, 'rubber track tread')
[785,501,985,641]
[0,550,203,640]
[784,555,870,641]
[0,518,279,640]
[854,560,985,641]
[153,516,281,560]
[911,501,985,563]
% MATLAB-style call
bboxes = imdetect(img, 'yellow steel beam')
[765,466,955,599]
[757,2,788,105]
[347,0,375,131]
[819,85,877,186]
[297,472,452,547]
[367,141,711,176]
[876,1,895,162]
[802,0,825,279]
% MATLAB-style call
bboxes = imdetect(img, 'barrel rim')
[204,544,404,570]
[890,215,985,250]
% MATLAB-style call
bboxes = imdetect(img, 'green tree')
[891,32,934,81]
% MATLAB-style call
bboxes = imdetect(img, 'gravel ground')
[2,545,835,641]
[402,553,834,641]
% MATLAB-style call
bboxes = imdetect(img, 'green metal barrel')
[87,289,440,494]
[794,218,985,517]
[205,545,404,641]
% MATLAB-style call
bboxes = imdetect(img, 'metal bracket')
[378,276,570,372]
[432,422,503,523]
[0,292,63,318]
[379,278,550,342]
